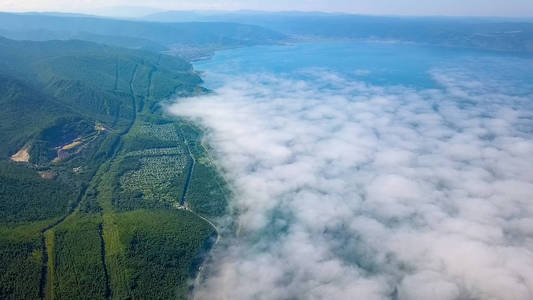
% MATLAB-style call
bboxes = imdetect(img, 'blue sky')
[1,0,533,17]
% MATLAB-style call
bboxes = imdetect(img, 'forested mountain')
[0,12,287,54]
[0,36,197,161]
[0,37,226,299]
[146,11,533,53]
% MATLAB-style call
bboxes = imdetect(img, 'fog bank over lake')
[169,42,533,300]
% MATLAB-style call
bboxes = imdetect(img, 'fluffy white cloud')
[168,68,533,299]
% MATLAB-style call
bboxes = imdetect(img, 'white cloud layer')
[168,68,533,300]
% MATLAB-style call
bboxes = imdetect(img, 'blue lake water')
[196,41,533,92]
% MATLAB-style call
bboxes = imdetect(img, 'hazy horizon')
[3,9,533,20]
[1,1,533,18]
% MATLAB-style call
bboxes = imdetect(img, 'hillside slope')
[0,37,226,299]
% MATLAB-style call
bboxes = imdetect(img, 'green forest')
[0,37,228,299]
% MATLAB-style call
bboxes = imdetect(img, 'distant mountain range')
[144,11,533,53]
[0,12,288,58]
[1,11,531,55]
